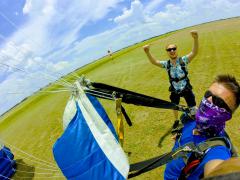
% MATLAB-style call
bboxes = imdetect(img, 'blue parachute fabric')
[53,94,128,180]
[87,94,118,140]
[0,146,16,179]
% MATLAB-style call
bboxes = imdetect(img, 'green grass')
[0,17,240,180]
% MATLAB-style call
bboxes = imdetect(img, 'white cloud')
[42,0,56,15]
[145,0,166,13]
[51,61,70,72]
[114,0,146,24]
[0,71,49,115]
[0,0,122,114]
[23,0,32,14]
[113,0,240,28]
[115,0,240,44]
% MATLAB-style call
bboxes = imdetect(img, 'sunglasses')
[204,90,232,113]
[166,47,177,52]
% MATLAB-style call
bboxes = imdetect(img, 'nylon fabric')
[0,146,16,179]
[53,84,129,180]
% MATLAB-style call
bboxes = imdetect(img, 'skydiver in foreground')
[143,30,199,121]
[164,74,240,179]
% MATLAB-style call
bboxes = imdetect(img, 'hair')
[165,44,177,50]
[214,74,240,109]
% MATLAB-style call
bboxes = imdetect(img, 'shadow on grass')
[13,159,35,180]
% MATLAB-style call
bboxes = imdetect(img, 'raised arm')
[143,44,163,68]
[186,30,199,63]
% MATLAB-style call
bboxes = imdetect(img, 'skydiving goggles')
[166,47,177,52]
[204,90,232,113]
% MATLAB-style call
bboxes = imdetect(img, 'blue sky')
[0,0,239,115]
[0,0,26,39]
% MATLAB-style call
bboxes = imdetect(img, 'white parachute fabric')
[53,81,129,179]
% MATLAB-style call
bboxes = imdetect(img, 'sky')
[0,0,239,115]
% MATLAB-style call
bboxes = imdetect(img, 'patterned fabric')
[160,56,189,91]
[195,98,232,136]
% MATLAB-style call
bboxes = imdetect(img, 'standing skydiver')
[143,30,199,121]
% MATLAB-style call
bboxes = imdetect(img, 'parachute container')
[53,82,129,180]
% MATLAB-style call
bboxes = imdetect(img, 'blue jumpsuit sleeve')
[203,145,231,162]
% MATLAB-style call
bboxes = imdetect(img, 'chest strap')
[167,57,188,82]
[179,137,233,179]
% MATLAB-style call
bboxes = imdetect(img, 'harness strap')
[115,98,124,147]
[180,136,233,178]
[182,159,201,175]
[128,137,232,179]
[167,57,188,82]
[121,105,132,126]
[158,120,180,147]
[128,142,196,178]
[224,132,238,157]
[167,57,192,93]
[198,138,229,152]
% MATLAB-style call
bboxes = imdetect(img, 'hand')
[190,30,198,39]
[143,44,150,52]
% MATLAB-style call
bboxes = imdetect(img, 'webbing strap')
[167,57,192,93]
[158,120,183,147]
[182,159,201,175]
[121,105,132,126]
[128,142,196,178]
[89,83,188,111]
[81,77,189,113]
[128,137,231,178]
[116,98,124,147]
[130,152,170,170]
[179,137,232,178]
[167,57,187,82]
[128,152,172,178]
[198,139,228,152]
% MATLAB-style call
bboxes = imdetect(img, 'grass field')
[0,17,240,180]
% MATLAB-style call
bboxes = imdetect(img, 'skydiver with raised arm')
[143,30,199,121]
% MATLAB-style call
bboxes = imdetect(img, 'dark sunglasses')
[204,90,232,113]
[166,47,177,52]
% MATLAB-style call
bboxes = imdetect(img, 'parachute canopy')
[53,81,129,180]
[0,145,16,179]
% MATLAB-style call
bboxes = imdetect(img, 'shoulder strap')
[166,60,171,71]
[198,137,230,152]
[167,57,189,84]
[180,136,235,178]
[179,57,185,66]
[128,136,233,179]
[179,57,188,76]
[222,132,238,157]
[166,60,175,88]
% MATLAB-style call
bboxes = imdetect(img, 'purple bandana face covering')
[195,98,232,136]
